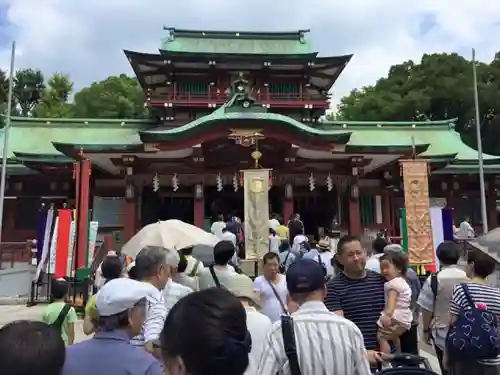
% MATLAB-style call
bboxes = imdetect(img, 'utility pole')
[0,42,16,244]
[472,48,488,234]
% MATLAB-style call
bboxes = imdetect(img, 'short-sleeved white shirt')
[253,275,287,323]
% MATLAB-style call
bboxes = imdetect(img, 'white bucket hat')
[226,274,261,307]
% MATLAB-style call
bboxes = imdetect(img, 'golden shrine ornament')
[228,129,264,147]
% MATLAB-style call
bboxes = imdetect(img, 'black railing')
[27,241,107,311]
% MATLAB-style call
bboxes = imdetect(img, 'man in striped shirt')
[325,235,385,365]
[257,259,372,375]
[131,245,179,355]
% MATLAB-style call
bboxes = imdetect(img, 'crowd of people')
[2,220,500,375]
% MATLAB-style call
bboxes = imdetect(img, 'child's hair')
[380,251,409,275]
[50,278,69,300]
[101,255,123,280]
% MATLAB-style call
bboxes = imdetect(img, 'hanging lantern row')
[172,174,179,192]
[232,174,239,192]
[308,173,316,192]
[216,173,223,192]
[151,173,180,192]
[151,171,345,193]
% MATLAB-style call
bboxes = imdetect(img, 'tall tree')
[33,73,74,118]
[73,74,148,118]
[336,53,500,153]
[13,68,45,116]
[0,69,8,104]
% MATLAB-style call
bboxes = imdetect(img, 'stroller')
[375,353,439,374]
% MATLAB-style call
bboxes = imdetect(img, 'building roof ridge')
[163,27,310,41]
[7,116,153,128]
[321,118,457,129]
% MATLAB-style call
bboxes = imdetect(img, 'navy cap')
[286,259,326,294]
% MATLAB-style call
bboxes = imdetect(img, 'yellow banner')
[243,169,270,260]
[400,159,434,266]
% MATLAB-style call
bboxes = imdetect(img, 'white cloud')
[0,0,500,108]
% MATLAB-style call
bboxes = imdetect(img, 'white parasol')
[468,227,500,264]
[121,219,219,258]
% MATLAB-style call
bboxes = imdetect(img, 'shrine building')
[2,28,499,246]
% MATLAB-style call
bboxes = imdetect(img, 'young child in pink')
[377,251,413,355]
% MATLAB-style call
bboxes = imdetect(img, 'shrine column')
[348,161,362,237]
[123,164,138,242]
[193,183,205,229]
[73,157,91,275]
[123,199,137,242]
[487,181,498,230]
[283,183,294,226]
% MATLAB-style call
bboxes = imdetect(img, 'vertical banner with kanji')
[243,169,270,260]
[54,209,72,279]
[34,208,55,281]
[399,159,434,270]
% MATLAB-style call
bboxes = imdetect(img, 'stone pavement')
[420,342,442,374]
[0,305,442,372]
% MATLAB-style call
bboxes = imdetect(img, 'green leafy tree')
[0,69,7,126]
[13,68,45,116]
[336,53,500,153]
[33,73,74,118]
[73,74,148,118]
[0,69,8,104]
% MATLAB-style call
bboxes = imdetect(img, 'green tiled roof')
[2,114,498,173]
[161,28,312,55]
[318,119,500,164]
[0,117,151,159]
[139,105,351,144]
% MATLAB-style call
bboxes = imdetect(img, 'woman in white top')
[269,228,281,254]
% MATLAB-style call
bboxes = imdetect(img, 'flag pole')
[0,41,16,244]
[472,48,488,234]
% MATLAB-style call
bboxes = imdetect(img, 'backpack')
[51,304,71,332]
[446,283,500,361]
[316,253,327,278]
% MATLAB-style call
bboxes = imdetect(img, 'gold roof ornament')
[228,129,264,147]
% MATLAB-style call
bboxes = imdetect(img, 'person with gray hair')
[63,278,163,375]
[131,245,179,356]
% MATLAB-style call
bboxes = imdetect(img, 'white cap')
[384,244,403,253]
[225,274,261,307]
[96,278,155,316]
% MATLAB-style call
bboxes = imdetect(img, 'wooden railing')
[0,241,31,269]
[152,91,328,103]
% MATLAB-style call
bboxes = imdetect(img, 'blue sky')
[0,0,499,108]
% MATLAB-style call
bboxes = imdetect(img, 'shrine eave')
[52,142,144,156]
[434,164,500,174]
[346,144,430,154]
[139,112,352,144]
[12,152,73,164]
[156,50,320,60]
[450,157,500,166]
[3,163,36,175]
